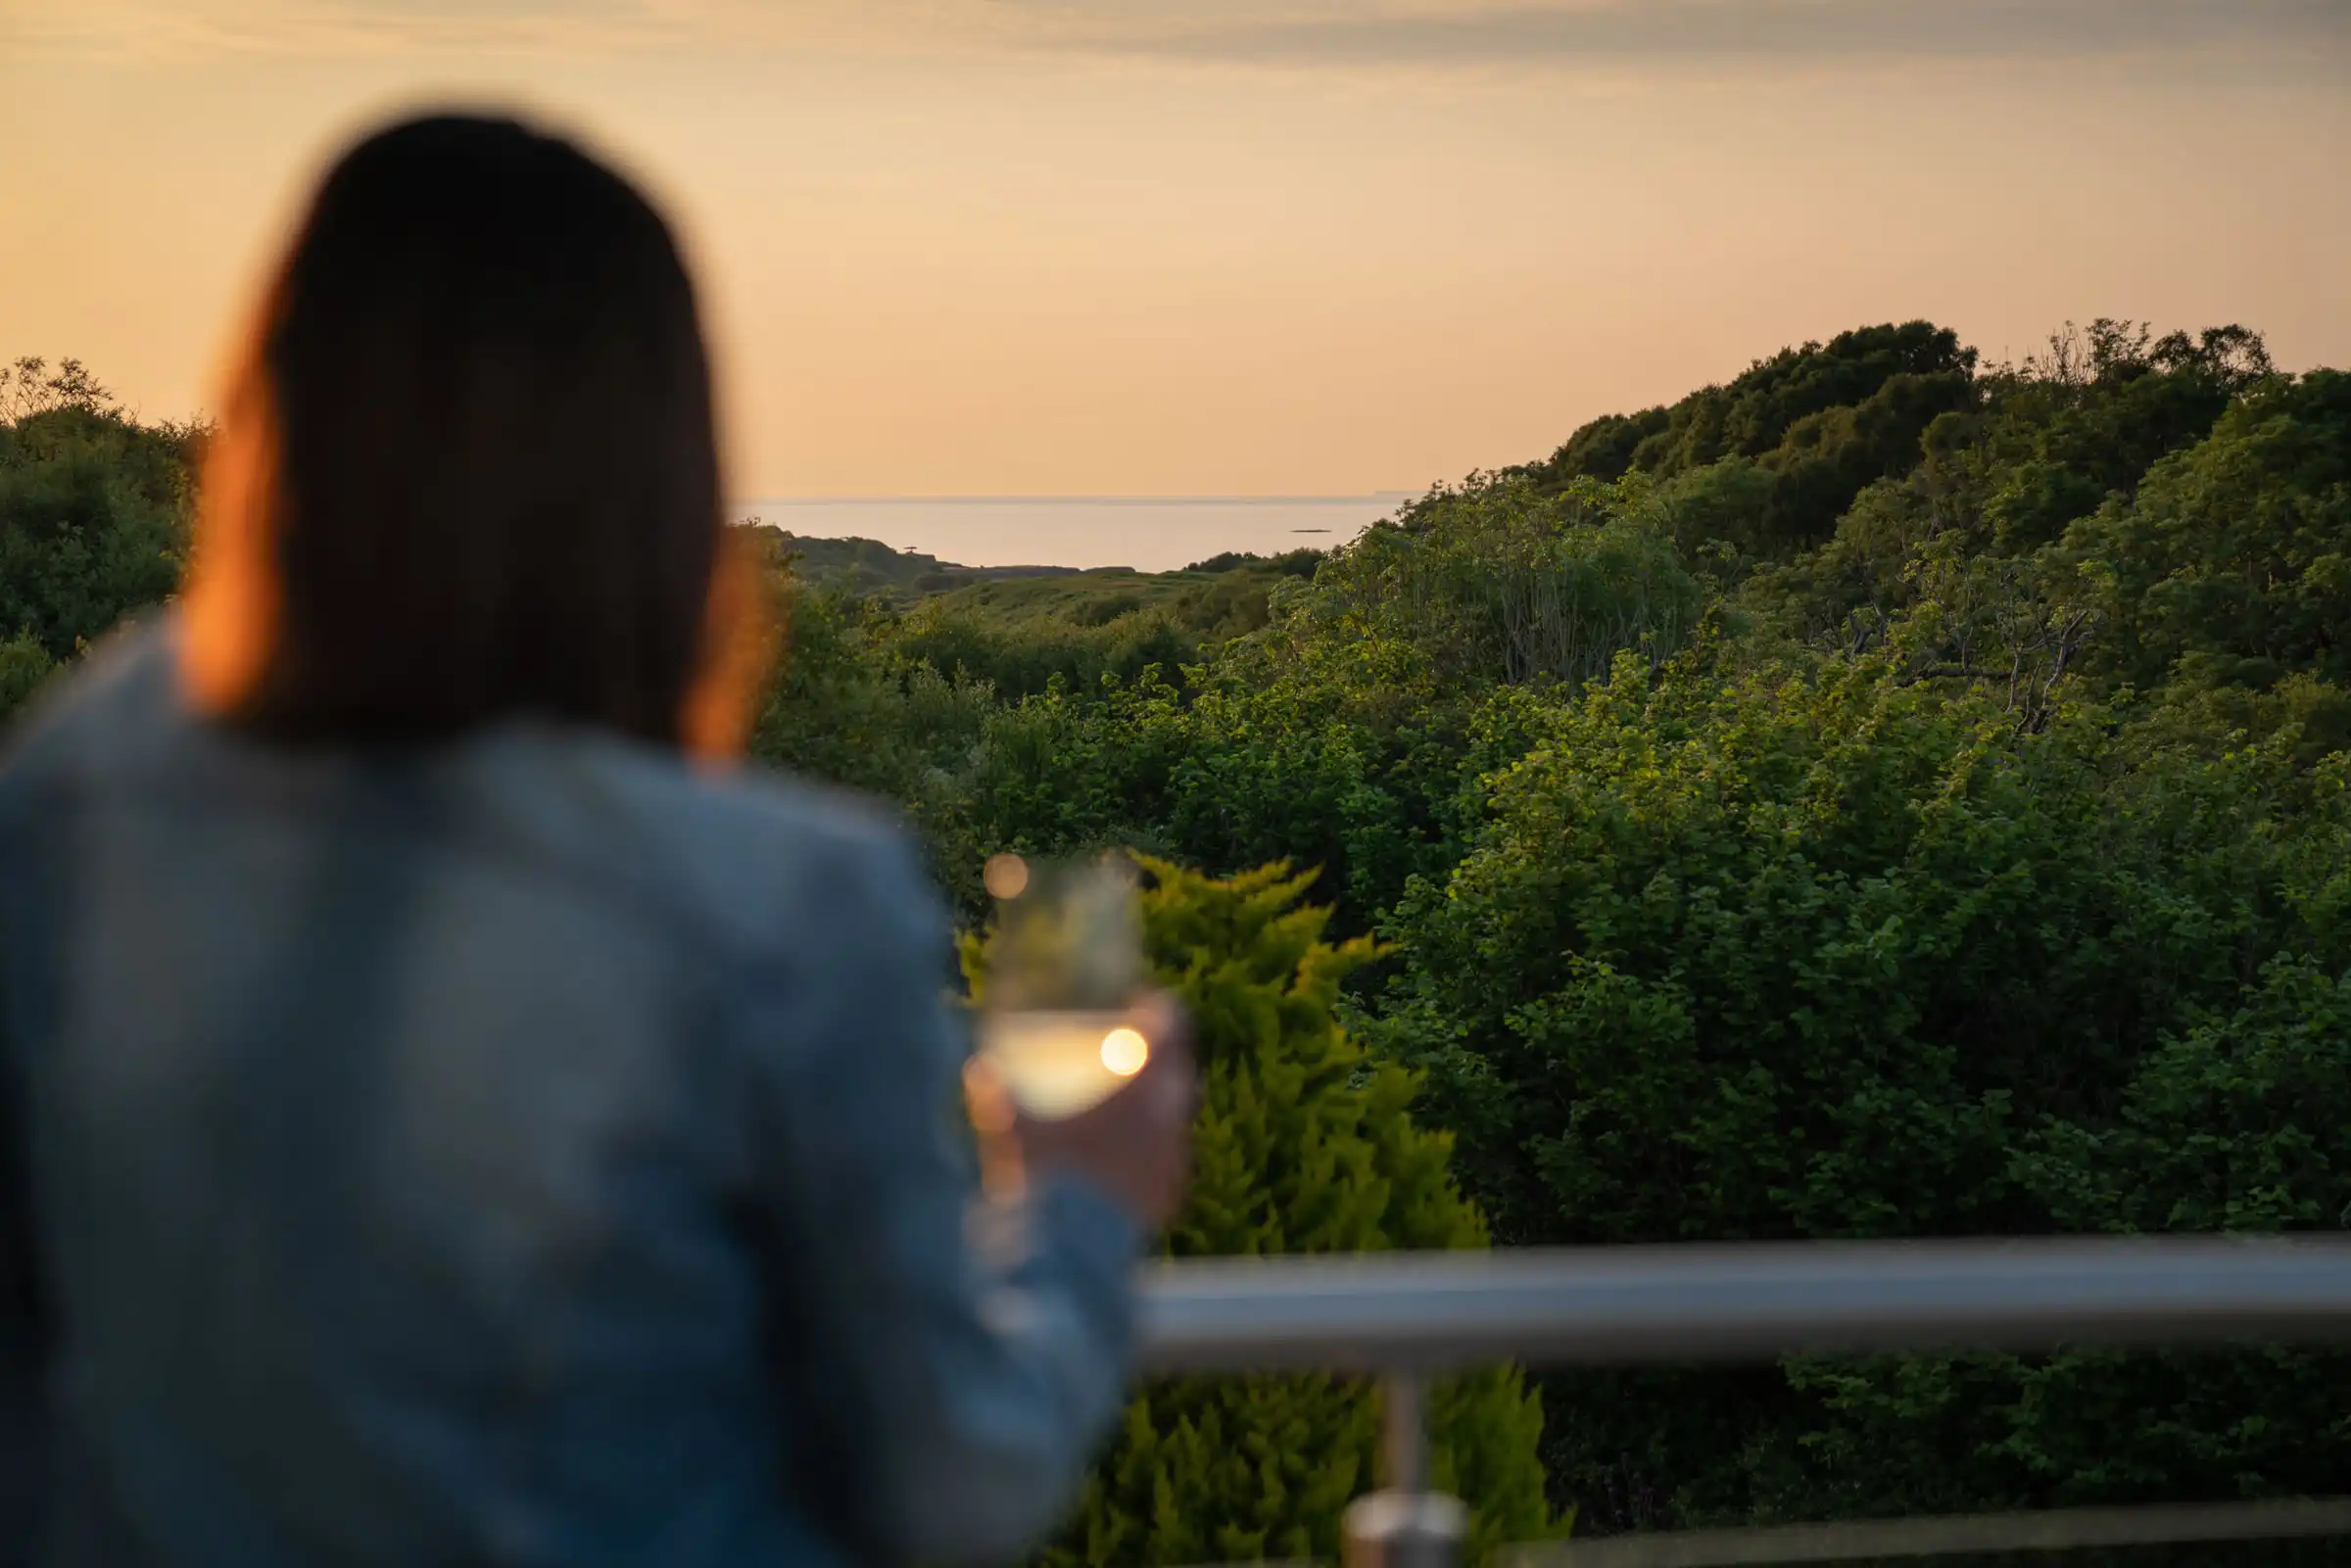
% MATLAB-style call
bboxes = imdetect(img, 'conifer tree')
[972,860,1555,1564]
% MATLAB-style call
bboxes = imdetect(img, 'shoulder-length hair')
[182,113,765,757]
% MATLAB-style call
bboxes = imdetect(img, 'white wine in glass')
[973,852,1148,1120]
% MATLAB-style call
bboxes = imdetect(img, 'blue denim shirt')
[0,621,1140,1568]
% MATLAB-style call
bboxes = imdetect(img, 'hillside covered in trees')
[723,318,2351,1549]
[7,321,2351,1551]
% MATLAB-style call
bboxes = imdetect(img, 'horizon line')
[732,493,1416,507]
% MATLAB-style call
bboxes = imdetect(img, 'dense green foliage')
[748,531,1319,706]
[0,357,196,711]
[14,319,2351,1550]
[970,862,1552,1564]
[746,318,2351,1542]
[1526,321,1981,554]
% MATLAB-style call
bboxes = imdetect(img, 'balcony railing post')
[1384,1369,1425,1495]
[1342,1370,1466,1568]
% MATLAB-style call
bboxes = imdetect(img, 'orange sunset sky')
[3,1,2345,500]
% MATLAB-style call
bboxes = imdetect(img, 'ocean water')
[728,495,1415,573]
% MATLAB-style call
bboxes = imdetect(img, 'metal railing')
[1132,1237,2351,1568]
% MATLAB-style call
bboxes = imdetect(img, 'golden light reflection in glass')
[1099,1026,1148,1077]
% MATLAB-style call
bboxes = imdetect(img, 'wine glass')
[970,851,1151,1122]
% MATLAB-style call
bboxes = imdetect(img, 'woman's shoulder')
[0,619,943,973]
[0,613,185,806]
[480,726,940,971]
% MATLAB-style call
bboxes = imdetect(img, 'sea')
[727,494,1415,573]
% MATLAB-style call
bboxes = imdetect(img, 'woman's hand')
[969,992,1198,1230]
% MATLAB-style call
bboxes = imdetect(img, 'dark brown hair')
[184,113,755,753]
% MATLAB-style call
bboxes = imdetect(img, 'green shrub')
[0,632,55,721]
[970,861,1556,1564]
[0,388,194,661]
